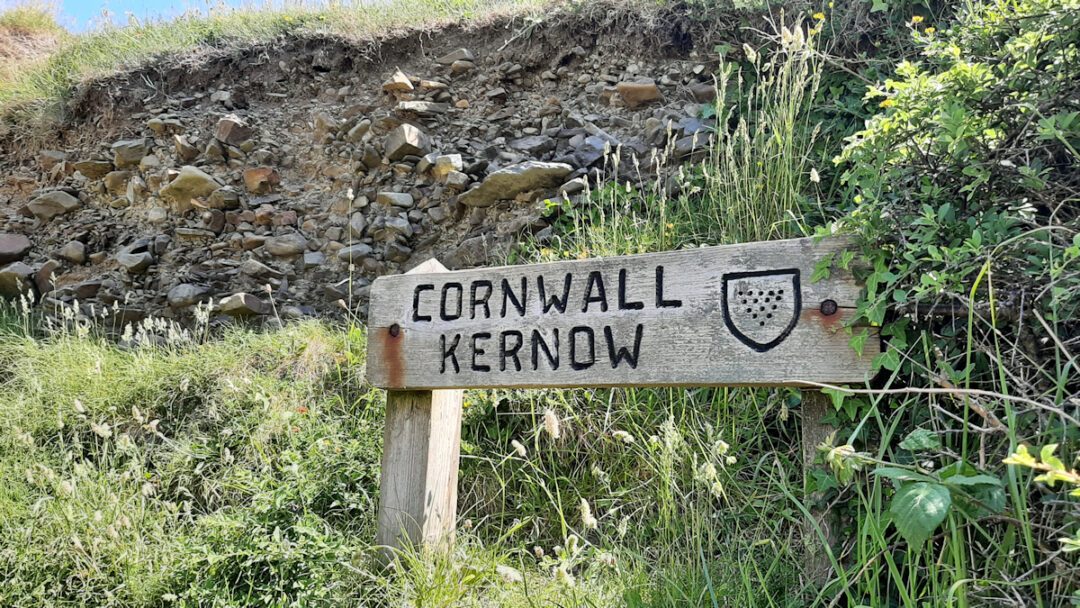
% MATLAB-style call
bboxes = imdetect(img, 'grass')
[0,2,66,90]
[0,298,813,607]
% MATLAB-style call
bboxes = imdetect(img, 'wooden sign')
[367,237,878,389]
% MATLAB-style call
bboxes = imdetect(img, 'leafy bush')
[818,0,1080,603]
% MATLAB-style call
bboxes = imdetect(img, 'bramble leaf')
[889,482,952,547]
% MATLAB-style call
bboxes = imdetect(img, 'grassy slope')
[0,0,547,116]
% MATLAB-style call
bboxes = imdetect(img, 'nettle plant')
[815,0,1080,550]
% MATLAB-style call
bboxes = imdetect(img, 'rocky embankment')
[0,13,722,326]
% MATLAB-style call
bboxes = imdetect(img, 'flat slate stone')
[0,234,32,264]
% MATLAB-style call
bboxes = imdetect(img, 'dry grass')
[0,3,66,85]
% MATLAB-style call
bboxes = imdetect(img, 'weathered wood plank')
[802,390,838,583]
[375,260,464,561]
[367,237,878,389]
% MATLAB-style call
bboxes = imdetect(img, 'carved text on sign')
[367,237,878,389]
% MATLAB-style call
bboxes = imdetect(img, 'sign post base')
[801,389,838,586]
[374,259,464,563]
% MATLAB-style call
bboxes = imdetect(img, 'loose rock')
[460,161,573,207]
[384,124,431,161]
[0,234,32,264]
[28,191,82,221]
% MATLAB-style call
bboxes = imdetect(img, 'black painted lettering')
[471,332,491,372]
[605,324,643,369]
[618,269,644,310]
[440,333,461,374]
[531,329,559,371]
[655,266,683,308]
[440,283,463,321]
[538,273,572,314]
[569,326,596,371]
[470,280,493,320]
[500,330,523,372]
[582,271,609,313]
[501,277,527,318]
[412,284,434,322]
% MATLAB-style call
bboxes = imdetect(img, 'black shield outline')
[721,269,801,352]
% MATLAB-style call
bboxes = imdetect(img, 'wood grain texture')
[802,390,838,583]
[367,237,879,389]
[375,260,464,560]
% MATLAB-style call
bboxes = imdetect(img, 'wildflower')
[511,439,527,458]
[297,407,308,414]
[566,534,580,554]
[544,409,561,440]
[710,480,724,498]
[714,439,730,456]
[701,462,718,480]
[555,564,575,587]
[291,426,301,432]
[106,525,120,540]
[810,168,820,183]
[813,12,824,20]
[141,482,156,497]
[925,27,935,34]
[725,455,737,466]
[91,422,112,439]
[534,545,545,559]
[72,534,84,551]
[496,564,523,583]
[57,412,64,429]
[59,480,74,496]
[742,43,757,63]
[911,15,923,23]
[463,519,473,530]
[597,552,616,567]
[132,406,143,423]
[580,499,598,529]
[879,98,895,108]
[612,430,635,444]
[74,399,86,414]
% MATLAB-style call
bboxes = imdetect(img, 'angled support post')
[375,259,464,562]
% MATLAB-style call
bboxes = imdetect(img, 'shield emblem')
[721,269,801,352]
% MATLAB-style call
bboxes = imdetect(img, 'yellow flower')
[880,98,895,108]
[666,222,674,229]
[925,27,936,34]
[911,15,924,23]
[813,12,825,20]
[828,1,834,6]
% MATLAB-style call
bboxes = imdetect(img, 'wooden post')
[801,389,837,585]
[375,259,464,562]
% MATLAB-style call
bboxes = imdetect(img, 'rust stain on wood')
[802,306,844,331]
[378,326,405,388]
